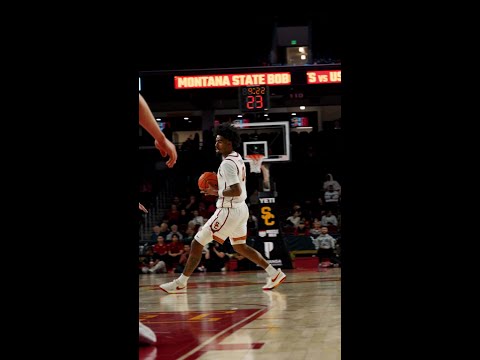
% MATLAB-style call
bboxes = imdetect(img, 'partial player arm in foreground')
[139,94,177,168]
[139,202,148,213]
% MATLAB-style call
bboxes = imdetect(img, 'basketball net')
[245,154,264,173]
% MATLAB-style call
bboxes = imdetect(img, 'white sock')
[178,274,190,286]
[265,265,278,277]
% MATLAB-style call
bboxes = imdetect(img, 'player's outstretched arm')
[139,94,177,168]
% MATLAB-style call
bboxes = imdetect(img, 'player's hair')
[215,122,241,149]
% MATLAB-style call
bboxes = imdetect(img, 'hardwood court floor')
[139,268,341,360]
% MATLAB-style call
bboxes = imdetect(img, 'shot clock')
[238,85,270,112]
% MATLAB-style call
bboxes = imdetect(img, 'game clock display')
[238,85,270,112]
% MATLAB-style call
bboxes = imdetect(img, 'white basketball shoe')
[262,269,286,290]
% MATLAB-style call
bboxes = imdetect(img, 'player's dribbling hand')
[201,183,219,197]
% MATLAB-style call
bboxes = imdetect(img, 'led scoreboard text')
[174,72,291,89]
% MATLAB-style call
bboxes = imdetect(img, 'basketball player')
[139,93,178,345]
[159,122,286,294]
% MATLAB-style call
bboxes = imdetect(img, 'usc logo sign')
[261,206,275,226]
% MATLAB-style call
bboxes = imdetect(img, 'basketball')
[198,172,218,191]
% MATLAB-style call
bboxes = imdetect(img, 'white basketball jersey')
[216,151,247,208]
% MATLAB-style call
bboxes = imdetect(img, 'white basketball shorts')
[194,202,249,246]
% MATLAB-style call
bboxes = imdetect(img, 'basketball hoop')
[245,154,264,173]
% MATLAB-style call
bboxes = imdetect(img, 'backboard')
[232,121,290,164]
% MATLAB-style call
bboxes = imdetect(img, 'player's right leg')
[231,243,286,290]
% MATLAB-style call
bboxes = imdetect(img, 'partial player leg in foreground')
[138,203,158,345]
[139,321,157,345]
